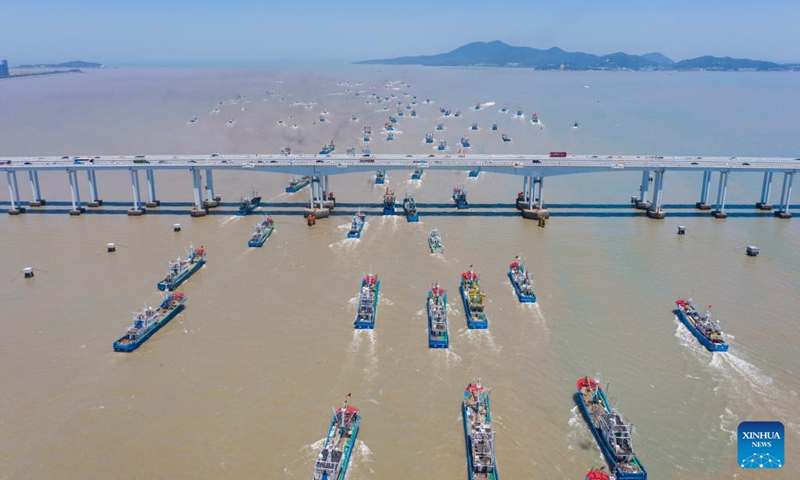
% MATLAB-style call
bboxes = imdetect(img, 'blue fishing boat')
[515,108,523,117]
[387,133,394,142]
[238,191,261,216]
[501,133,511,142]
[462,379,498,480]
[491,123,498,131]
[354,274,380,329]
[474,103,481,110]
[411,168,423,180]
[363,135,370,143]
[157,246,206,291]
[247,216,275,247]
[576,377,648,480]
[454,110,461,117]
[113,293,186,352]
[319,140,336,155]
[436,122,444,131]
[312,395,361,480]
[468,168,481,178]
[382,188,395,215]
[346,211,366,239]
[453,185,469,209]
[397,109,404,117]
[501,106,508,113]
[674,299,729,352]
[460,137,471,148]
[437,141,447,151]
[285,176,311,193]
[385,121,394,131]
[410,109,417,117]
[389,115,397,123]
[425,133,434,144]
[460,267,488,329]
[508,257,536,303]
[427,283,449,348]
[531,113,540,125]
[375,170,385,185]
[471,122,479,131]
[402,193,419,222]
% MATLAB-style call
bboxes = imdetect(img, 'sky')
[2,0,799,66]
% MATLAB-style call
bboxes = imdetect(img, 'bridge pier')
[145,169,160,207]
[304,175,330,219]
[190,168,207,217]
[756,171,773,210]
[774,172,794,219]
[522,176,548,220]
[516,176,529,210]
[128,170,145,216]
[696,170,712,210]
[68,170,85,216]
[646,169,666,219]
[87,170,103,207]
[28,171,45,207]
[634,170,651,209]
[711,171,730,218]
[204,169,219,208]
[6,171,24,215]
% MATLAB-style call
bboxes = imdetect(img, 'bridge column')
[646,169,666,219]
[68,170,84,216]
[516,176,529,210]
[204,169,219,208]
[190,168,207,217]
[322,175,335,209]
[304,174,330,219]
[522,176,549,221]
[87,170,102,206]
[528,177,537,210]
[712,171,730,218]
[756,171,773,210]
[128,170,145,216]
[6,171,24,215]
[696,170,712,210]
[145,169,159,207]
[28,171,45,207]
[775,172,794,219]
[634,170,651,209]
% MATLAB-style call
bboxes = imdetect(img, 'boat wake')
[566,405,583,452]
[459,328,501,352]
[328,238,360,252]
[349,440,375,475]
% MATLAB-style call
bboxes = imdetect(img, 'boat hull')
[247,225,274,247]
[462,399,498,480]
[354,280,380,329]
[427,294,449,348]
[347,216,366,239]
[317,411,360,480]
[508,270,536,303]
[113,302,185,352]
[285,178,311,193]
[157,257,205,291]
[675,307,729,352]
[460,285,488,329]
[402,203,419,222]
[238,197,262,216]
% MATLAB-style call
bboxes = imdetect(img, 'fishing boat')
[428,228,444,254]
[312,394,360,480]
[402,193,419,222]
[474,103,481,110]
[674,299,729,352]
[515,108,523,117]
[411,168,423,180]
[157,245,206,291]
[410,110,417,117]
[319,116,326,123]
[500,106,508,113]
[437,141,447,151]
[382,188,396,215]
[319,140,336,155]
[238,191,262,216]
[454,110,461,117]
[436,122,444,131]
[576,377,647,479]
[584,468,612,480]
[375,170,386,185]
[189,116,197,123]
[346,210,366,239]
[471,123,479,131]
[427,282,449,348]
[468,167,481,178]
[501,133,511,142]
[280,145,292,155]
[531,113,540,124]
[385,122,394,131]
[286,176,311,193]
[425,133,434,144]
[363,134,370,143]
[462,379,498,479]
[397,109,404,117]
[573,122,580,129]
[389,115,398,123]
[491,123,498,131]
[460,137,471,148]
[247,216,275,247]
[453,185,469,209]
[113,293,186,352]
[460,267,488,329]
[354,274,380,329]
[508,257,536,302]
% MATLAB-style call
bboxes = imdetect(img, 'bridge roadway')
[2,153,797,219]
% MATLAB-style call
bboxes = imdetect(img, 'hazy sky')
[2,0,799,65]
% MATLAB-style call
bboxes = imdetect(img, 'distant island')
[356,41,799,71]
[16,61,103,69]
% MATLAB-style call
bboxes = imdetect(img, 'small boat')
[113,293,186,352]
[389,115,398,123]
[573,122,580,129]
[453,185,469,209]
[319,140,336,155]
[531,113,540,124]
[238,191,262,216]
[397,110,404,117]
[387,133,394,142]
[428,228,444,254]
[319,116,326,123]
[363,134,370,143]
[460,267,488,329]
[501,133,511,142]
[674,299,729,352]
[411,168,423,180]
[474,103,481,110]
[436,122,444,131]
[468,167,481,178]
[375,170,386,185]
[437,141,447,151]
[460,137,471,148]
[471,123,478,131]
[491,123,498,131]
[346,210,366,239]
[382,188,396,215]
[227,119,235,126]
[425,98,431,104]
[584,468,612,480]
[462,379,498,479]
[410,110,417,117]
[385,122,394,131]
[157,245,206,291]
[515,108,523,117]
[500,106,508,113]
[363,126,372,135]
[427,283,449,348]
[454,110,461,117]
[189,116,197,123]
[280,145,292,155]
[576,377,647,479]
[247,216,275,247]
[351,115,358,121]
[402,193,419,222]
[425,133,434,144]
[354,274,380,329]
[286,175,311,193]
[508,257,536,302]
[312,395,360,480]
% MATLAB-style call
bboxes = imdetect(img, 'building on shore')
[0,60,9,78]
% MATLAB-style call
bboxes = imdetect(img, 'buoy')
[173,223,182,232]
[746,246,760,257]
[677,226,686,235]
[107,243,116,252]
[23,267,34,278]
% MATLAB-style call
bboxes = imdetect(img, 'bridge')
[2,153,797,220]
